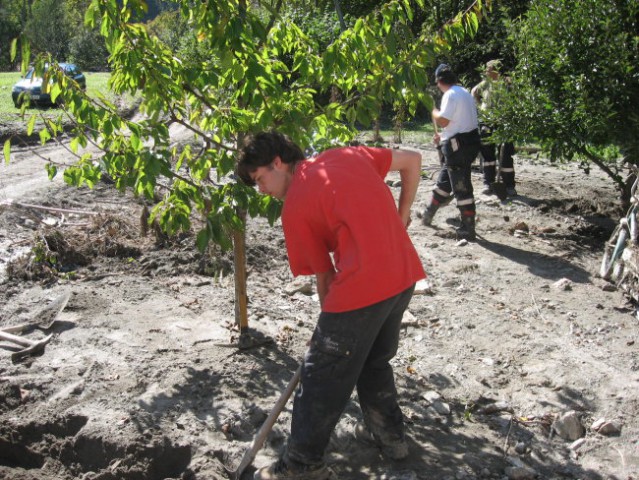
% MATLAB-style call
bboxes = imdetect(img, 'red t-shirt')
[282,146,426,313]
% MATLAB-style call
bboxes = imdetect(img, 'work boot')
[506,186,518,197]
[421,195,453,226]
[420,204,439,226]
[354,423,409,460]
[456,215,476,241]
[481,184,493,195]
[254,457,336,480]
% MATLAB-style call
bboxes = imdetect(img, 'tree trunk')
[333,0,346,31]
[233,209,249,333]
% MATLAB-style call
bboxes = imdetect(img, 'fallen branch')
[1,199,99,216]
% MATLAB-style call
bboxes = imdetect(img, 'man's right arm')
[471,80,485,103]
[389,149,422,227]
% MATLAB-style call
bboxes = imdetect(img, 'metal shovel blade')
[225,365,302,480]
[34,290,71,329]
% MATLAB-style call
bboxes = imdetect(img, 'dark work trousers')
[479,125,515,188]
[431,138,480,218]
[286,284,416,466]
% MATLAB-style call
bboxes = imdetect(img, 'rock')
[569,438,586,450]
[553,411,584,440]
[422,390,442,403]
[553,278,573,291]
[505,466,537,480]
[433,401,451,416]
[478,401,513,414]
[283,278,314,296]
[514,442,527,454]
[590,417,607,431]
[456,239,469,247]
[591,418,621,435]
[401,310,417,324]
[598,421,621,435]
[601,283,617,292]
[413,279,433,295]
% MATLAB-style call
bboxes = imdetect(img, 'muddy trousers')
[285,285,416,467]
[480,141,515,188]
[431,141,479,219]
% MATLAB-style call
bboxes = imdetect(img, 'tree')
[0,0,22,69]
[24,0,72,60]
[6,0,489,330]
[490,0,639,193]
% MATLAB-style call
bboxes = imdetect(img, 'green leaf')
[39,128,51,145]
[3,140,11,164]
[196,228,210,252]
[21,41,30,74]
[27,115,37,136]
[50,83,62,104]
[10,38,17,62]
[46,163,58,180]
[265,198,282,226]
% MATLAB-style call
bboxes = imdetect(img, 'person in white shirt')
[421,64,481,241]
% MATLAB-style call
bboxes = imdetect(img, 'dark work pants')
[432,140,480,217]
[479,126,515,188]
[286,285,416,466]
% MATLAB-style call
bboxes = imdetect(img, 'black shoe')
[421,208,436,226]
[354,423,409,460]
[456,216,476,241]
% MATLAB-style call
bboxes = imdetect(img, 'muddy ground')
[0,124,637,480]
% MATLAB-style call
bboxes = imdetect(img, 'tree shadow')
[338,373,610,480]
[475,236,592,283]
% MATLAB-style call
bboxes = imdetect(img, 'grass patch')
[356,120,436,146]
[0,71,126,124]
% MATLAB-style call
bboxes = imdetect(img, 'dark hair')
[236,131,305,186]
[434,63,457,85]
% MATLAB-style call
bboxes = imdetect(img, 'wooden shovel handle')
[228,365,302,480]
[0,330,34,347]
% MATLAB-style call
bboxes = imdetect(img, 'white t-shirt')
[439,85,478,142]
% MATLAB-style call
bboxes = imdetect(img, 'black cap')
[434,63,456,84]
[435,63,449,80]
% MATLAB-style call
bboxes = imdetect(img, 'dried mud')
[0,127,637,480]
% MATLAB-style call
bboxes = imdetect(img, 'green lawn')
[354,120,436,147]
[0,71,119,122]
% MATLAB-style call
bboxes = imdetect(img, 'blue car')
[11,63,86,108]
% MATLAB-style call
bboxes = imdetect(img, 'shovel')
[225,365,302,480]
[490,144,508,201]
[2,290,71,334]
[0,330,53,362]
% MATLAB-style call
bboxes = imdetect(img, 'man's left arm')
[389,149,422,227]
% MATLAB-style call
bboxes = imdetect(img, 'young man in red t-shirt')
[238,131,426,480]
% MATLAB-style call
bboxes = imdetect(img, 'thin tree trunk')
[233,210,249,333]
[333,0,346,31]
[234,129,249,333]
